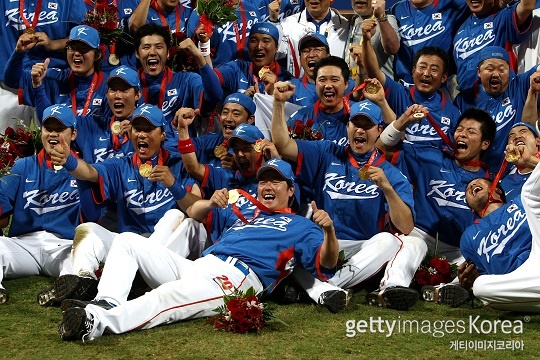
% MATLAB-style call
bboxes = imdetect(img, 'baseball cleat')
[61,298,116,312]
[37,274,98,307]
[58,307,96,342]
[319,289,353,313]
[281,283,310,304]
[366,286,419,310]
[0,289,10,304]
[421,284,471,308]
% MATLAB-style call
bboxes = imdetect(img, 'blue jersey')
[287,102,351,146]
[145,1,192,33]
[203,204,335,294]
[0,150,80,240]
[453,4,529,90]
[91,150,195,234]
[186,1,260,67]
[296,141,415,240]
[460,196,531,275]
[139,65,221,151]
[0,0,86,81]
[394,143,488,247]
[192,132,227,168]
[288,75,356,107]
[500,166,531,199]
[248,0,303,23]
[454,66,537,173]
[215,60,294,96]
[391,0,469,83]
[384,75,461,147]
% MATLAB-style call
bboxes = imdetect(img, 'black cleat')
[0,288,10,304]
[319,289,352,313]
[37,275,98,307]
[58,307,96,342]
[421,284,471,308]
[366,286,419,310]
[61,298,115,312]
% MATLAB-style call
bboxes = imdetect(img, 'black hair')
[456,108,497,144]
[134,23,171,51]
[413,46,449,75]
[313,56,350,83]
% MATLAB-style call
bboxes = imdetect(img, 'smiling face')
[258,171,295,210]
[158,0,180,11]
[136,34,168,76]
[412,55,447,96]
[42,119,76,155]
[466,0,495,15]
[316,65,348,112]
[465,177,493,214]
[130,118,165,160]
[347,117,382,155]
[220,103,253,139]
[106,79,141,120]
[66,41,99,77]
[248,33,277,70]
[231,139,261,177]
[305,0,332,20]
[351,0,373,17]
[477,58,510,97]
[507,125,540,153]
[300,41,329,81]
[453,118,491,162]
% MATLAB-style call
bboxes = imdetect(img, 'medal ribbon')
[347,147,380,169]
[39,149,79,170]
[231,188,291,224]
[139,67,173,109]
[132,148,166,170]
[68,71,104,116]
[313,98,350,121]
[110,116,129,151]
[409,87,453,148]
[480,159,507,217]
[233,2,247,59]
[151,0,183,31]
[84,0,119,58]
[20,0,43,32]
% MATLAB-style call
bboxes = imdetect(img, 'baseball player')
[186,0,261,67]
[129,0,192,34]
[214,22,294,97]
[5,25,108,116]
[177,93,256,174]
[0,104,80,304]
[133,24,222,150]
[38,104,205,307]
[58,159,340,341]
[273,86,423,310]
[362,23,461,149]
[454,46,540,173]
[453,0,535,91]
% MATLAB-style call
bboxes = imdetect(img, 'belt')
[214,254,250,276]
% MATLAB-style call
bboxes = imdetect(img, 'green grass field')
[1,276,539,360]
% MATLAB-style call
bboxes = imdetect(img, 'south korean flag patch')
[507,204,518,213]
[484,22,493,29]
[502,97,510,106]
[432,13,441,20]
[167,89,177,96]
[48,2,58,9]
[441,117,450,125]
[92,98,102,106]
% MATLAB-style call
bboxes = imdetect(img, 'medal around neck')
[24,28,35,35]
[365,83,379,94]
[214,145,227,158]
[413,112,425,119]
[228,189,240,204]
[111,121,121,135]
[358,166,370,180]
[139,163,153,178]
[505,152,519,162]
[108,54,120,66]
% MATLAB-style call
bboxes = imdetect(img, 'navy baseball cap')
[249,22,279,43]
[477,46,510,66]
[227,124,265,148]
[107,65,141,89]
[298,32,329,52]
[131,104,166,128]
[224,93,256,116]
[43,104,77,129]
[350,100,384,126]
[510,122,539,137]
[257,158,295,184]
[66,25,100,49]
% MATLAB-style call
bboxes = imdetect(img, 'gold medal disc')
[253,140,262,153]
[358,166,370,180]
[258,66,270,78]
[413,112,425,119]
[108,54,120,66]
[53,165,63,171]
[139,163,152,178]
[111,121,121,135]
[228,189,240,204]
[214,145,227,158]
[365,83,379,95]
[24,28,35,35]
[505,152,519,162]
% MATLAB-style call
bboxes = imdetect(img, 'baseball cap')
[257,158,295,184]
[227,124,265,149]
[107,65,141,89]
[66,25,100,49]
[476,46,510,66]
[131,104,166,128]
[43,104,78,129]
[249,22,279,43]
[510,122,539,137]
[298,32,329,53]
[224,93,256,116]
[349,100,384,126]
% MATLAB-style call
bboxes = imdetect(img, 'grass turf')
[0,276,539,359]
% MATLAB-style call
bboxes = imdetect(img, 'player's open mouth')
[420,79,431,86]
[113,102,125,110]
[263,193,275,201]
[72,59,83,66]
[323,90,336,102]
[137,141,149,155]
[353,136,367,148]
[514,139,526,146]
[354,0,368,8]
[238,160,250,171]
[222,123,236,134]
[471,185,483,196]
[307,60,317,69]
[253,52,266,61]
[309,1,321,6]
[48,139,59,147]
[147,59,160,70]
[455,141,468,150]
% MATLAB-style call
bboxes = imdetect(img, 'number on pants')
[214,275,233,290]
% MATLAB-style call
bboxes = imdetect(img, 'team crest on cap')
[114,67,127,75]
[77,26,89,36]
[140,105,152,114]
[235,124,247,133]
[267,159,280,167]
[50,105,62,115]
[230,97,240,102]
[357,102,371,112]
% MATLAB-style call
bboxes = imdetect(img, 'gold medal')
[214,145,227,158]
[358,166,370,180]
[258,66,270,79]
[53,165,63,171]
[108,53,120,66]
[139,163,153,178]
[24,28,35,35]
[413,112,425,119]
[111,121,121,135]
[228,189,240,204]
[365,83,379,95]
[253,140,262,153]
[505,152,519,162]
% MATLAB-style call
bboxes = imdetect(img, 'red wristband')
[178,138,195,154]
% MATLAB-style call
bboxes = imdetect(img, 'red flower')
[315,132,323,140]
[238,319,253,333]
[415,270,430,286]
[430,274,446,286]
[199,13,214,37]
[103,20,117,31]
[247,306,262,318]
[435,260,451,275]
[4,127,15,138]
[245,295,258,303]
[305,118,314,128]
[230,306,247,320]
[226,298,242,311]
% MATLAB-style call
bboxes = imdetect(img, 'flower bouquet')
[0,120,42,178]
[288,119,324,140]
[197,0,238,35]
[413,253,458,288]
[167,31,200,72]
[211,286,276,333]
[83,0,124,45]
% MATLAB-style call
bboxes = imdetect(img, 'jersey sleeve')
[214,61,239,92]
[92,159,123,203]
[295,140,334,184]
[459,227,488,275]
[0,159,25,215]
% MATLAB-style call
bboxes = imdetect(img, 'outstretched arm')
[271,81,299,161]
[187,188,229,222]
[175,107,206,182]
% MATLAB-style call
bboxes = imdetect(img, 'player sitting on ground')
[57,159,339,341]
